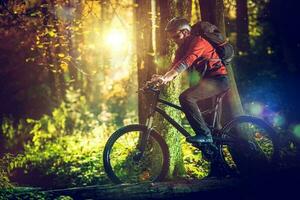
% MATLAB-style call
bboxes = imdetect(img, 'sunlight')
[104,29,129,53]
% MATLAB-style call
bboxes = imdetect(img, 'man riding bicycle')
[152,17,230,144]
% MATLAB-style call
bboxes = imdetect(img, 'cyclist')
[152,17,230,143]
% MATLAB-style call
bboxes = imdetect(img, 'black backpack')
[191,21,234,66]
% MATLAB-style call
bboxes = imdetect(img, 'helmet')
[165,17,191,32]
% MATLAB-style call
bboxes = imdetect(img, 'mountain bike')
[103,82,280,184]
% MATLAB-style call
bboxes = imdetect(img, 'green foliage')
[154,77,186,178]
[0,189,50,200]
[0,188,73,200]
[180,126,210,179]
[4,88,116,187]
[0,85,212,187]
[101,77,138,127]
[0,157,13,189]
[1,117,33,155]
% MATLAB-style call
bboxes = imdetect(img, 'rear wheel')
[103,124,170,184]
[220,116,279,176]
[278,131,300,167]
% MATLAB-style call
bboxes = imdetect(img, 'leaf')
[64,55,71,61]
[26,118,35,124]
[48,30,57,37]
[58,53,65,58]
[60,61,68,72]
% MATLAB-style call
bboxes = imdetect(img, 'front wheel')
[103,124,170,184]
[220,116,280,176]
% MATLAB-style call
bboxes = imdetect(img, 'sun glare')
[105,29,129,53]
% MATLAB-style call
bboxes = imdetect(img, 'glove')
[144,74,164,88]
[151,74,164,84]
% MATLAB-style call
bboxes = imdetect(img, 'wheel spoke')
[103,125,169,184]
[220,116,279,176]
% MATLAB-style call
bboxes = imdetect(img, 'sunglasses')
[169,30,183,40]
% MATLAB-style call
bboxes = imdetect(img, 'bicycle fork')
[134,116,154,161]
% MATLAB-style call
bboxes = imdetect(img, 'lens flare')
[248,102,264,116]
[272,113,286,127]
[292,124,300,139]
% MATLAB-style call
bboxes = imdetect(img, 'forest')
[0,0,300,199]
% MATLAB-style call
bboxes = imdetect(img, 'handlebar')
[137,79,164,94]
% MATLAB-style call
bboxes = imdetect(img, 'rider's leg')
[179,76,229,143]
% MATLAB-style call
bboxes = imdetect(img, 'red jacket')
[170,35,227,77]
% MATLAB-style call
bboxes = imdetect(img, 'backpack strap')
[218,41,228,46]
[201,61,208,77]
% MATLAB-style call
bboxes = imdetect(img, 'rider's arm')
[161,37,206,83]
[171,37,206,73]
[162,69,179,83]
[161,38,205,84]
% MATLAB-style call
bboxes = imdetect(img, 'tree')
[135,0,156,125]
[236,0,250,53]
[135,0,188,179]
[154,0,194,179]
[268,0,299,72]
[67,0,83,90]
[198,0,244,175]
[199,0,244,122]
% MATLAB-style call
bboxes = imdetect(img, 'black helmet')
[165,17,191,32]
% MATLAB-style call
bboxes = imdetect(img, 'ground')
[9,166,299,200]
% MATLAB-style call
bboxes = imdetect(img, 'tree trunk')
[200,0,244,122]
[269,0,299,72]
[177,1,192,20]
[135,0,156,124]
[66,0,81,90]
[236,0,250,53]
[198,0,215,22]
[155,0,192,179]
[13,167,300,199]
[41,0,61,102]
[36,178,243,200]
[200,0,245,174]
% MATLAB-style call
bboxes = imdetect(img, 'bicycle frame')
[143,87,223,139]
[137,86,234,165]
[155,98,191,138]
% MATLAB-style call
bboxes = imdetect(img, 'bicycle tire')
[278,131,300,166]
[103,124,170,184]
[219,115,280,176]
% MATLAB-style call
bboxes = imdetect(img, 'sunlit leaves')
[224,0,236,19]
[58,53,65,58]
[37,44,44,48]
[60,60,69,72]
[181,138,209,179]
[47,29,57,37]
[0,0,138,187]
[1,88,117,187]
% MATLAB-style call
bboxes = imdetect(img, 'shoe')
[186,134,213,143]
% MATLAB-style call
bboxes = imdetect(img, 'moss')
[154,76,186,179]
